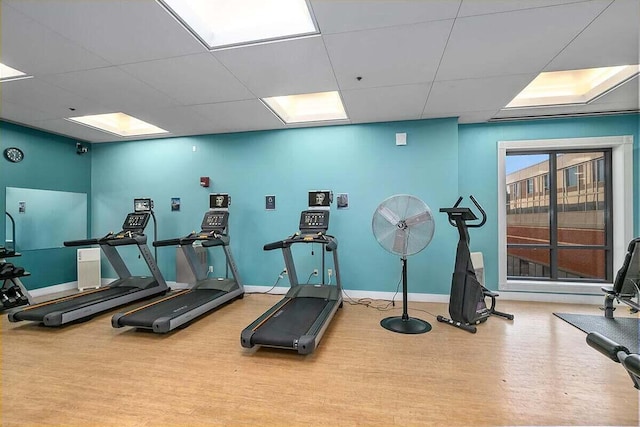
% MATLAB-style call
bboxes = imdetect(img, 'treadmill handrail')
[64,237,100,247]
[153,231,228,248]
[264,232,337,251]
[104,237,141,246]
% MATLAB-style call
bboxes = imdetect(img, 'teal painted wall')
[458,114,640,290]
[0,121,92,290]
[4,113,638,294]
[91,119,460,294]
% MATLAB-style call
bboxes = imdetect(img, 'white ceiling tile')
[123,106,219,137]
[214,37,337,98]
[424,74,535,116]
[2,78,109,120]
[342,84,431,123]
[311,0,461,34]
[119,54,254,105]
[188,100,285,134]
[0,101,53,123]
[1,5,109,75]
[5,0,205,65]
[458,0,595,17]
[29,118,121,143]
[324,20,453,90]
[457,110,502,123]
[545,0,640,71]
[41,67,179,112]
[437,1,611,80]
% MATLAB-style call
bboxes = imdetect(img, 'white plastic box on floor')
[77,248,101,291]
[471,252,484,286]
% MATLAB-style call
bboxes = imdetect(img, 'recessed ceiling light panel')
[505,65,639,109]
[0,63,33,82]
[157,0,319,49]
[66,112,169,137]
[262,91,348,124]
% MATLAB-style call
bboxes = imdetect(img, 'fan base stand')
[380,316,432,334]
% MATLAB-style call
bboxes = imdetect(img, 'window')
[526,178,534,195]
[498,136,633,294]
[565,166,578,188]
[506,151,611,281]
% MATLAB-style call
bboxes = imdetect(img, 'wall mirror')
[5,187,88,251]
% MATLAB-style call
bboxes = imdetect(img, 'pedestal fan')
[372,194,435,334]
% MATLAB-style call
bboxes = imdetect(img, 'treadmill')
[241,191,343,355]
[8,199,168,326]
[112,193,244,333]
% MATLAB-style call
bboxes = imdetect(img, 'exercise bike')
[437,196,514,333]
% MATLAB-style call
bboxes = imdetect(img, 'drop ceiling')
[1,0,638,143]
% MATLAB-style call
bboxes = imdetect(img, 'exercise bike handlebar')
[444,195,487,228]
[468,195,487,228]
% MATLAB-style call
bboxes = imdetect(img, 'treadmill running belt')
[252,297,330,348]
[13,287,139,322]
[118,289,226,328]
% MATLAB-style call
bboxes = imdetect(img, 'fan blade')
[378,206,400,225]
[392,228,407,254]
[405,211,431,227]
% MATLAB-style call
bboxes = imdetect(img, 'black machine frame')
[601,237,640,319]
[8,207,168,326]
[437,195,514,333]
[241,208,343,354]
[112,196,244,333]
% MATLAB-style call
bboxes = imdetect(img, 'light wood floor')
[1,293,639,426]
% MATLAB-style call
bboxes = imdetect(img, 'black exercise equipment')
[601,237,640,319]
[1,212,33,310]
[241,207,343,354]
[587,332,640,389]
[437,195,514,333]
[112,194,244,333]
[8,200,168,326]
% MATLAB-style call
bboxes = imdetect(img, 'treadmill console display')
[201,211,228,232]
[308,190,332,208]
[122,213,150,231]
[134,198,153,212]
[299,210,330,233]
[209,193,230,209]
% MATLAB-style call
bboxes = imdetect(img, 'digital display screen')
[209,193,230,209]
[201,211,228,231]
[308,191,331,207]
[299,210,329,231]
[134,198,152,212]
[123,213,149,230]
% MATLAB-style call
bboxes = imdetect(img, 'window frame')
[497,135,633,294]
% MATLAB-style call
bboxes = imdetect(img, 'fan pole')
[401,257,409,321]
[380,256,432,334]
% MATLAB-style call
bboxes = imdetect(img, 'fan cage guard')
[372,194,435,334]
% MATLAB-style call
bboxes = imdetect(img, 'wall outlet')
[313,269,319,276]
[208,266,214,273]
[283,268,287,275]
[328,268,333,277]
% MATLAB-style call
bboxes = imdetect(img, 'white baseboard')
[29,282,78,298]
[27,282,605,306]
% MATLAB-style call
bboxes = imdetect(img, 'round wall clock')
[3,147,24,163]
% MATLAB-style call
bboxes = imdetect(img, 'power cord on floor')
[341,276,402,311]
[341,275,440,319]
[248,269,287,295]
